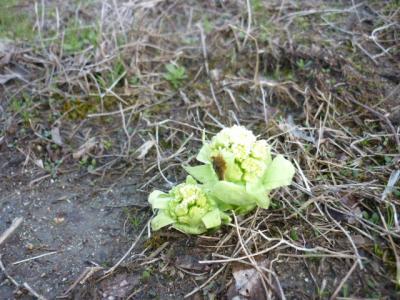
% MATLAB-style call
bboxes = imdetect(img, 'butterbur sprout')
[148,176,230,235]
[184,125,295,214]
[149,125,295,234]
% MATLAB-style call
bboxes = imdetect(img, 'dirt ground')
[1,0,399,299]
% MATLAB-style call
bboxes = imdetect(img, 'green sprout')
[148,125,296,234]
[163,63,187,89]
[149,176,230,235]
[184,125,295,214]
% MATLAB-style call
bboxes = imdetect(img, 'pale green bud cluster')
[149,125,295,235]
[208,125,271,183]
[210,125,256,161]
[168,183,210,225]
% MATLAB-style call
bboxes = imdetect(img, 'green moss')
[60,95,120,120]
[202,17,213,34]
[143,234,167,250]
[9,94,36,126]
[293,16,312,31]
[251,0,263,12]
[0,0,34,40]
[265,63,295,81]
[63,23,100,53]
[141,269,152,282]
[164,63,187,89]
[146,102,172,115]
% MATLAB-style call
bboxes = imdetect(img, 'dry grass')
[1,0,399,299]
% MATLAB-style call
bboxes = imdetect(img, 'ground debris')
[175,255,210,272]
[226,261,269,300]
[99,273,139,299]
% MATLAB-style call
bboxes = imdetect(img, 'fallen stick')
[23,282,48,300]
[0,256,19,287]
[104,219,150,275]
[12,251,58,265]
[58,266,103,298]
[0,217,23,246]
[0,256,48,300]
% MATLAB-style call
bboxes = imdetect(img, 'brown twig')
[0,217,23,246]
[346,94,400,150]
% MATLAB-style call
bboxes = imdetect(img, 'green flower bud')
[148,177,230,234]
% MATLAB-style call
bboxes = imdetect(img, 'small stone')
[54,217,65,224]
